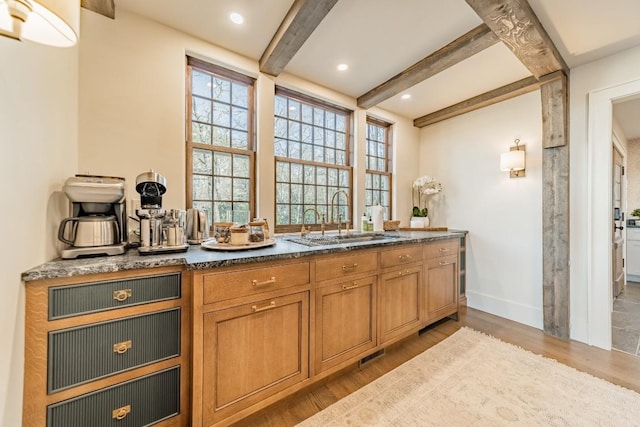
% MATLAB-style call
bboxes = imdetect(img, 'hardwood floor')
[235,306,640,426]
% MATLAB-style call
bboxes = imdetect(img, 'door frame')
[587,78,640,349]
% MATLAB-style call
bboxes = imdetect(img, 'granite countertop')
[22,230,467,282]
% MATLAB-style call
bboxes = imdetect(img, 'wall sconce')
[500,139,526,178]
[0,0,78,47]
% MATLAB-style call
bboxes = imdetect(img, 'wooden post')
[540,71,570,339]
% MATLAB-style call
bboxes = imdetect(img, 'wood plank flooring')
[235,306,640,426]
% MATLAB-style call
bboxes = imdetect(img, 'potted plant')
[632,208,640,218]
[411,175,443,228]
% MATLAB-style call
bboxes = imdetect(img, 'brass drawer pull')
[439,261,451,266]
[112,404,131,420]
[252,276,276,287]
[342,282,358,290]
[398,254,412,261]
[342,263,358,271]
[397,269,410,276]
[439,248,450,253]
[252,301,276,312]
[113,289,132,302]
[113,340,132,354]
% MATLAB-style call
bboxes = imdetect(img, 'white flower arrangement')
[412,175,443,217]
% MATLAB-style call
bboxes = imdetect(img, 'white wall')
[419,91,543,328]
[79,9,420,225]
[0,37,78,426]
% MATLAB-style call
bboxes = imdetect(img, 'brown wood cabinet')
[192,259,312,427]
[201,292,309,426]
[424,240,460,321]
[191,239,460,427]
[314,275,377,374]
[379,265,422,343]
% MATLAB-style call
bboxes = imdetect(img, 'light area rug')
[297,327,640,426]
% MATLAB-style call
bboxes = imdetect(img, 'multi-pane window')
[186,57,255,226]
[274,88,352,232]
[365,118,392,220]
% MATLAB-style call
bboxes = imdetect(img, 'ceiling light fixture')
[229,12,244,25]
[401,94,411,100]
[337,63,348,71]
[0,0,79,47]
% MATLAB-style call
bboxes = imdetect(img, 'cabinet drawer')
[48,308,180,392]
[47,366,180,427]
[423,239,459,260]
[316,252,379,282]
[202,261,310,304]
[49,273,181,320]
[380,245,423,269]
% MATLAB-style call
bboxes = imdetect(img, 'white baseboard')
[466,290,543,330]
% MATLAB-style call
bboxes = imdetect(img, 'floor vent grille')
[359,349,385,367]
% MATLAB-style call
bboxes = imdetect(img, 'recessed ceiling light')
[230,12,244,25]
[401,94,411,100]
[337,63,349,71]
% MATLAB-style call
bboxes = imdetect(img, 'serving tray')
[201,238,276,251]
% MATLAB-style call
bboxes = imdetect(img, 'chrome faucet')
[301,207,325,237]
[330,190,351,236]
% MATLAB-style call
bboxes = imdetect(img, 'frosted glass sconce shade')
[0,0,79,47]
[500,139,526,178]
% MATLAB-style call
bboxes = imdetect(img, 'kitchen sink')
[284,233,401,247]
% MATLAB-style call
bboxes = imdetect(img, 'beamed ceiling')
[83,0,640,136]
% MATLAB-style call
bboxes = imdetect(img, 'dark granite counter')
[22,230,466,282]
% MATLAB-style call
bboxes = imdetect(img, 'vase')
[410,216,428,228]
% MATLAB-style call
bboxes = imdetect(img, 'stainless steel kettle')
[185,208,209,244]
[58,216,120,247]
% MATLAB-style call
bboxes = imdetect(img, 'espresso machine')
[135,170,188,254]
[58,175,128,259]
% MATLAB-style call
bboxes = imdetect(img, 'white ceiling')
[115,0,640,132]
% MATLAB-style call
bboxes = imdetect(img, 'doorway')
[611,104,640,356]
[587,78,640,350]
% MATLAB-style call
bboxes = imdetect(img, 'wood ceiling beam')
[413,76,539,128]
[464,0,568,78]
[357,24,499,110]
[81,0,115,19]
[259,0,339,76]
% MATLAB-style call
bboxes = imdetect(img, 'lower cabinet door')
[380,265,423,343]
[202,291,309,425]
[314,276,377,374]
[425,254,459,321]
[47,366,180,427]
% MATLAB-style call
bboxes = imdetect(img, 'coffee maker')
[58,175,128,259]
[135,170,188,254]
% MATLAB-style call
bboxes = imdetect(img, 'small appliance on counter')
[185,208,209,244]
[135,170,188,255]
[58,175,128,259]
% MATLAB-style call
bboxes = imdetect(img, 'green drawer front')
[49,273,181,320]
[47,366,180,427]
[48,309,180,393]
